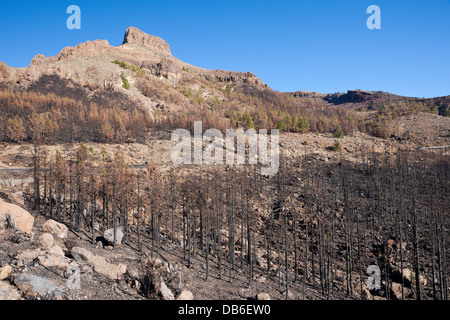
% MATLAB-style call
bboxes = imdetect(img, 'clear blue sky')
[0,0,449,98]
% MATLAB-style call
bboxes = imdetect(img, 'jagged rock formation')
[287,91,327,99]
[326,89,375,104]
[123,26,171,55]
[204,70,264,86]
[142,57,182,78]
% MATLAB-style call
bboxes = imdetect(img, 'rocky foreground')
[0,187,434,301]
[0,197,191,300]
[1,196,283,300]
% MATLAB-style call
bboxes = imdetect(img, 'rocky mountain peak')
[123,26,171,55]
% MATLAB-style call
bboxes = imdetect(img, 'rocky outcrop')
[38,233,55,250]
[0,200,35,234]
[93,255,127,280]
[71,247,95,263]
[48,245,65,257]
[204,70,264,86]
[42,219,69,239]
[288,91,327,99]
[16,248,43,266]
[30,54,47,66]
[103,227,124,246]
[123,27,171,55]
[324,89,376,105]
[142,58,182,78]
[57,40,111,61]
[70,247,127,280]
[37,253,70,270]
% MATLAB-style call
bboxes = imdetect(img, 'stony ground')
[0,198,341,301]
[0,116,448,301]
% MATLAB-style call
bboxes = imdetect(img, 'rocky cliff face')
[142,58,182,78]
[287,91,327,99]
[204,70,264,86]
[123,26,171,55]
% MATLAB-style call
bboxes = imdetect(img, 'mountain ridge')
[0,26,448,145]
[1,27,448,106]
[0,27,268,115]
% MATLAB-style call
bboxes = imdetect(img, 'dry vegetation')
[21,142,449,300]
[0,90,151,144]
[0,27,448,300]
[1,52,446,147]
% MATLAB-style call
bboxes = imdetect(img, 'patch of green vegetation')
[121,72,130,90]
[182,66,192,73]
[330,140,342,151]
[113,60,145,76]
[180,88,192,99]
[333,125,344,138]
[302,141,308,145]
[178,86,208,106]
[277,120,287,131]
[275,113,310,132]
[228,110,255,129]
[242,113,255,129]
[444,106,450,117]
[224,84,232,94]
[208,95,222,107]
[112,60,127,68]
[430,105,439,114]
